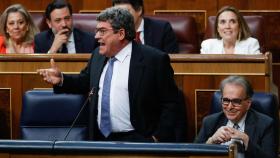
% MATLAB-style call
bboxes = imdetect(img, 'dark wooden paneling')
[217,0,280,10]
[9,0,46,10]
[1,0,280,14]
[183,76,219,141]
[0,89,11,139]
[196,90,217,135]
[82,0,111,11]
[273,64,280,101]
[0,75,22,139]
[217,0,250,10]
[166,0,217,16]
[218,0,280,10]
[22,75,50,91]
[3,0,84,13]
[0,0,10,13]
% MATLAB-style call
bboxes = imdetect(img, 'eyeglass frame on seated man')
[221,97,249,107]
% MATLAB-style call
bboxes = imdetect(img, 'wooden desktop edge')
[0,53,268,62]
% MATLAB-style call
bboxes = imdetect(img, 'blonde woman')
[0,4,39,54]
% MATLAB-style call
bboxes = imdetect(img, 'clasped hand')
[209,126,249,149]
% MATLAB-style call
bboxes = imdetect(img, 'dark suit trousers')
[96,130,154,142]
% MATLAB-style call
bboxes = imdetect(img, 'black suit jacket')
[194,109,277,158]
[34,28,97,53]
[143,17,179,54]
[54,42,179,142]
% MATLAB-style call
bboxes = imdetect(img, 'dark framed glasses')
[221,97,248,107]
[95,28,114,36]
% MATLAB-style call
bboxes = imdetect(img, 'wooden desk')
[0,53,273,141]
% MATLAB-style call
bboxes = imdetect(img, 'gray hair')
[97,7,135,41]
[220,75,254,98]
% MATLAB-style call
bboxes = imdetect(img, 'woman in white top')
[201,6,261,54]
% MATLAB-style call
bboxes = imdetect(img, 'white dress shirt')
[97,42,134,132]
[222,113,247,146]
[137,19,145,44]
[66,31,76,54]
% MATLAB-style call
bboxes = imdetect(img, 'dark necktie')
[100,57,117,137]
[233,123,240,130]
[61,44,68,53]
[134,31,142,44]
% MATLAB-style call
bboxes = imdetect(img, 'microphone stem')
[63,88,95,141]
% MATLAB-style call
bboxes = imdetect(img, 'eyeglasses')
[221,97,248,107]
[95,28,114,36]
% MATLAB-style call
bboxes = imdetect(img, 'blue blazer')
[144,17,179,54]
[194,109,277,158]
[34,28,97,53]
[54,42,179,142]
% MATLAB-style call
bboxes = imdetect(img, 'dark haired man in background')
[35,0,97,53]
[112,0,179,53]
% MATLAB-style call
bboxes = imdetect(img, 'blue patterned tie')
[100,57,117,137]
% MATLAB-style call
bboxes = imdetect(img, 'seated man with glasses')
[194,75,276,158]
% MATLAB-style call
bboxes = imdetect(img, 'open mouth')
[99,41,105,46]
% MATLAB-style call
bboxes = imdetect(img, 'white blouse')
[200,37,261,54]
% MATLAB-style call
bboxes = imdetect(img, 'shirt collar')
[114,42,132,63]
[137,18,144,33]
[228,112,247,129]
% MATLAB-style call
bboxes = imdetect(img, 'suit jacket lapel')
[215,113,228,131]
[244,110,256,138]
[47,29,55,50]
[73,29,82,52]
[88,50,106,140]
[128,42,145,107]
[90,50,107,88]
[143,18,153,45]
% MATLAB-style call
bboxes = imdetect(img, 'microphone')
[230,138,245,158]
[63,87,96,141]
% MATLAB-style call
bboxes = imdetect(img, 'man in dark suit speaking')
[112,0,179,54]
[37,7,179,142]
[34,0,97,54]
[195,76,277,158]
